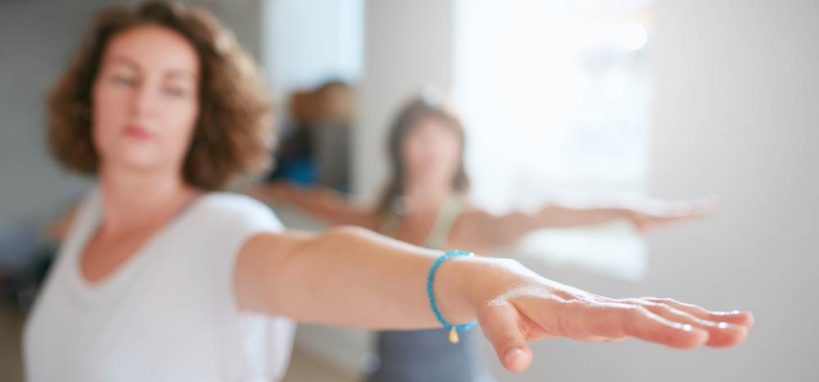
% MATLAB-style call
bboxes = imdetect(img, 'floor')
[0,305,25,382]
[0,305,358,382]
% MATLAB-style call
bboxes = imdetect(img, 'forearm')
[254,183,373,226]
[483,204,632,246]
[238,226,509,329]
[533,197,716,231]
[533,204,631,228]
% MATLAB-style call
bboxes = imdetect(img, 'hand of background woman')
[628,196,719,233]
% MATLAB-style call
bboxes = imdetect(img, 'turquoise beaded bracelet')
[426,250,479,344]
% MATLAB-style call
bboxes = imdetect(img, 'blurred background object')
[265,80,354,193]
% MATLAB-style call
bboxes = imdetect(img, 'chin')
[413,171,454,186]
[100,146,169,174]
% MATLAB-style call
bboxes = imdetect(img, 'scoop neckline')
[66,191,210,303]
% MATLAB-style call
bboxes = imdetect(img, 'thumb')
[478,300,533,373]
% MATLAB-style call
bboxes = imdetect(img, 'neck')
[403,176,454,215]
[97,165,194,233]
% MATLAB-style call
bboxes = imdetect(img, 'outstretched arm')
[234,225,752,373]
[460,197,718,248]
[246,181,377,228]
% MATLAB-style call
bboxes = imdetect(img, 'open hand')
[465,260,753,372]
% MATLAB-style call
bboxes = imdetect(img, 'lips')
[124,125,153,140]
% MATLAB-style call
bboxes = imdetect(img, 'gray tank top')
[367,194,494,382]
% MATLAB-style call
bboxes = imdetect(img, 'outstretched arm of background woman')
[246,181,377,228]
[460,196,718,248]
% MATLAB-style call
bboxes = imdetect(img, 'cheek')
[433,139,463,173]
[403,139,429,167]
[444,146,461,167]
[91,83,127,153]
[163,102,199,156]
[431,137,460,159]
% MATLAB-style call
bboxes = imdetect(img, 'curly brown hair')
[47,0,274,190]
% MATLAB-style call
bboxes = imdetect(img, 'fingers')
[577,302,710,349]
[636,301,749,348]
[690,196,720,215]
[645,298,754,327]
[478,300,533,373]
[638,197,720,227]
[511,292,713,349]
[489,280,752,356]
[678,198,717,219]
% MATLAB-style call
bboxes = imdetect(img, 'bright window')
[453,0,654,280]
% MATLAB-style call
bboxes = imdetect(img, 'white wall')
[488,0,819,381]
[354,0,455,202]
[644,0,818,379]
[261,0,364,101]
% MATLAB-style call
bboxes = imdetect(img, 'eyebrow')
[106,56,197,82]
[164,70,197,82]
[107,56,139,70]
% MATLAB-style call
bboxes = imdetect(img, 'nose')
[131,80,159,118]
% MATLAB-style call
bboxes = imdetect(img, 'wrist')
[429,254,477,325]
[436,256,529,324]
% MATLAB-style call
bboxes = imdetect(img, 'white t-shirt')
[24,189,296,382]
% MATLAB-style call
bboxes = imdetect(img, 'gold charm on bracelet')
[449,327,460,344]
